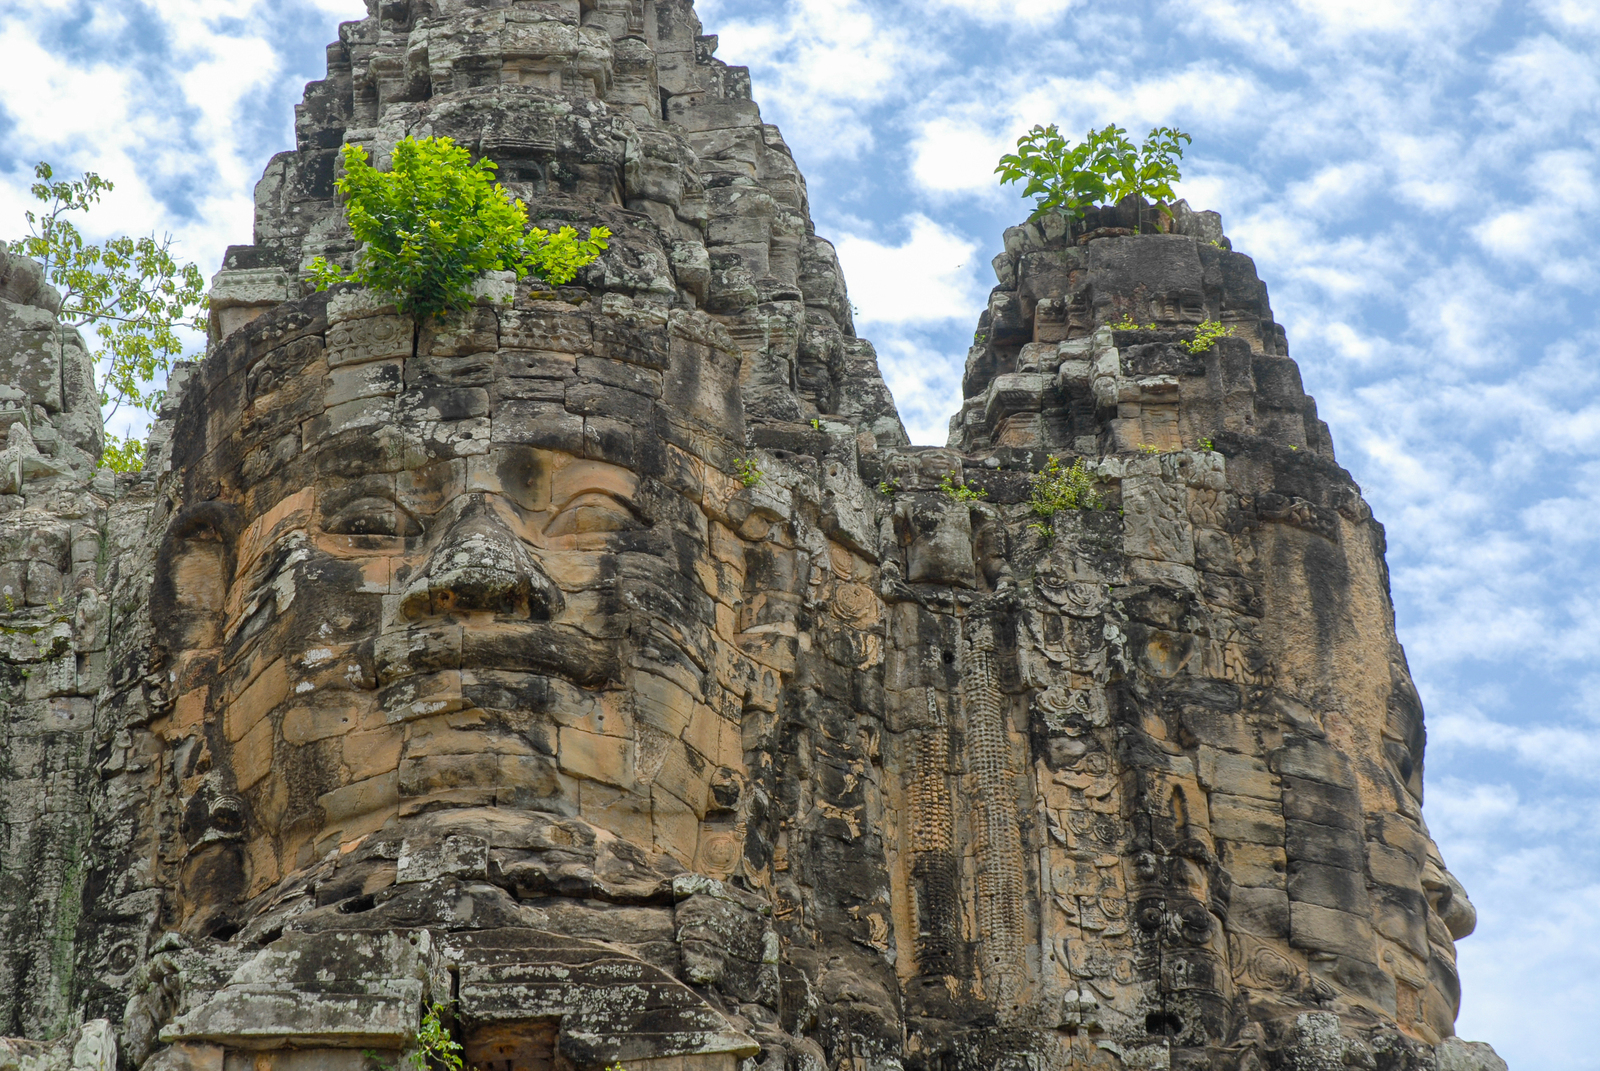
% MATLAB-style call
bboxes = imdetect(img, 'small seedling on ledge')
[734,458,763,487]
[940,471,988,503]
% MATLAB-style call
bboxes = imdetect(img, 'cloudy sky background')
[2,0,1597,1064]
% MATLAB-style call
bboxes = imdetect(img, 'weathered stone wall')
[0,2,1510,1071]
[0,247,126,1041]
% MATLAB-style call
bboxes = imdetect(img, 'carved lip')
[374,620,620,696]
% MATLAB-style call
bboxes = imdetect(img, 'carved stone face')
[155,295,749,932]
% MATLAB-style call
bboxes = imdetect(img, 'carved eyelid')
[543,490,642,535]
[549,487,638,516]
[321,489,423,537]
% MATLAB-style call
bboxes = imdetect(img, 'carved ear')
[153,502,244,638]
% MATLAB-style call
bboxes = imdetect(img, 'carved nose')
[400,499,564,620]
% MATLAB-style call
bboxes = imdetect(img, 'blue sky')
[2,0,1597,1064]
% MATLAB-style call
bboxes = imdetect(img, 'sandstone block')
[1197,746,1277,801]
[1286,861,1369,913]
[1210,792,1285,846]
[558,727,631,788]
[491,400,584,453]
[1289,901,1374,960]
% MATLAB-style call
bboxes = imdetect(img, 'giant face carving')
[155,294,751,933]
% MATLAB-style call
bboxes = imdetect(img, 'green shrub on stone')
[365,1002,464,1071]
[1028,456,1105,535]
[735,458,763,487]
[309,136,611,321]
[941,471,988,504]
[995,125,1108,223]
[996,123,1191,226]
[1090,124,1190,222]
[1181,319,1233,354]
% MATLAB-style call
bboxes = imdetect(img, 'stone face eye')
[323,496,422,537]
[543,493,640,538]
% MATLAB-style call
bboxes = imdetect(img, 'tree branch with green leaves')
[13,162,209,472]
[996,123,1192,228]
[309,136,612,321]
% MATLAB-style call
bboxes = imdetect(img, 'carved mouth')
[374,620,620,704]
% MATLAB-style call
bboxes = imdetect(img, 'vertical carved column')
[962,619,1028,1013]
[909,683,961,977]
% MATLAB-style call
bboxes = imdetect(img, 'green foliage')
[996,124,1191,225]
[1199,437,1215,453]
[1137,443,1161,455]
[735,457,763,487]
[996,125,1106,223]
[1091,125,1191,221]
[14,162,208,453]
[1110,314,1156,331]
[810,418,824,431]
[309,136,611,321]
[1027,456,1105,537]
[877,478,899,497]
[100,434,145,473]
[1181,319,1233,354]
[367,1003,464,1071]
[940,471,988,504]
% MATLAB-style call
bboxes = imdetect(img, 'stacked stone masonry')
[0,2,1506,1071]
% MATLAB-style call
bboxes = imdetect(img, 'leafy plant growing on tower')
[1027,456,1105,538]
[995,125,1110,223]
[996,124,1192,228]
[13,162,209,473]
[734,457,764,487]
[1088,125,1191,227]
[309,136,611,321]
[365,1003,464,1071]
[1181,319,1233,354]
[940,471,988,503]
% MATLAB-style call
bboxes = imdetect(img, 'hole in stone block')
[208,921,243,941]
[1145,1011,1183,1036]
[338,894,377,914]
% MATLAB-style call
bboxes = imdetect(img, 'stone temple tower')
[0,2,1507,1071]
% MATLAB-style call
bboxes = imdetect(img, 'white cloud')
[1535,0,1600,34]
[922,0,1078,24]
[909,118,1018,198]
[833,214,984,326]
[1291,0,1496,41]
[871,335,965,448]
[710,0,930,161]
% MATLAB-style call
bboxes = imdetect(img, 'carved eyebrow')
[319,483,402,515]
[548,464,640,510]
[547,488,644,524]
[319,487,423,537]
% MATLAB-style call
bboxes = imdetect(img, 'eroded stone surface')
[0,2,1509,1070]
